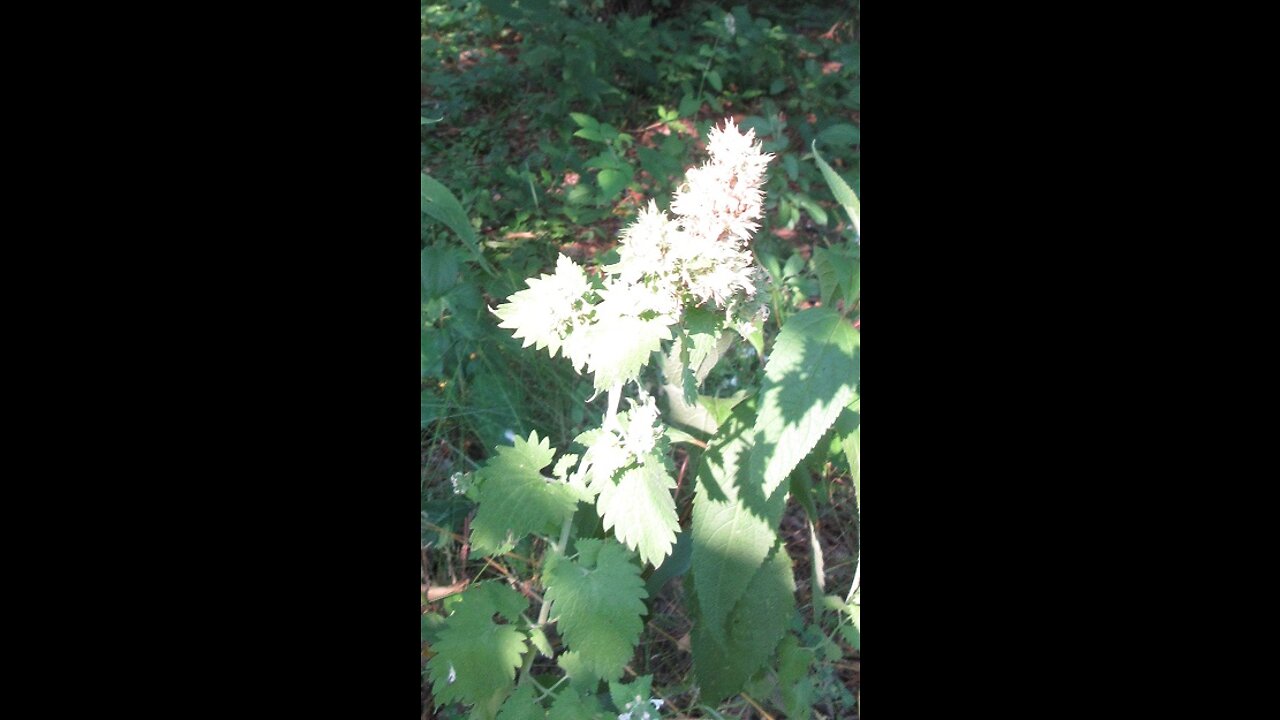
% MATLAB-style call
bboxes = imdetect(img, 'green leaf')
[706,69,722,92]
[692,540,795,703]
[608,676,657,719]
[811,142,860,237]
[569,112,599,130]
[812,244,860,307]
[645,530,692,597]
[548,689,601,720]
[690,405,790,648]
[817,123,861,147]
[470,431,579,556]
[593,454,679,567]
[776,633,816,719]
[544,539,648,680]
[495,683,544,720]
[421,173,496,275]
[749,307,860,502]
[596,166,632,198]
[426,582,530,719]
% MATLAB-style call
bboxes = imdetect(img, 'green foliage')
[423,2,861,714]
[470,431,578,556]
[427,582,530,718]
[544,539,648,681]
[692,540,795,704]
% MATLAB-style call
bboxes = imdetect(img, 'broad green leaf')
[569,112,599,129]
[593,454,679,567]
[817,123,861,147]
[470,431,578,556]
[544,539,648,681]
[749,307,859,502]
[811,142,860,237]
[426,582,530,719]
[812,245,860,308]
[596,166,632,198]
[692,540,795,703]
[690,405,789,645]
[420,173,497,275]
[495,683,543,720]
[706,69,722,92]
[645,530,692,597]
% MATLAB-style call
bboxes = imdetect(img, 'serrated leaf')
[692,541,795,704]
[495,683,544,720]
[812,142,860,237]
[426,583,530,718]
[582,316,672,392]
[544,539,648,681]
[813,245,860,308]
[608,675,656,718]
[593,455,679,566]
[493,254,595,363]
[548,689,601,720]
[471,431,579,556]
[749,307,859,501]
[690,405,789,646]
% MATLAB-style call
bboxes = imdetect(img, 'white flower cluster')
[618,693,664,720]
[611,119,773,317]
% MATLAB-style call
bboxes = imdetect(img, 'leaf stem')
[518,514,575,685]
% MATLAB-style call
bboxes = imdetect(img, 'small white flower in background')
[449,472,470,495]
[447,663,457,684]
[618,693,664,720]
[650,699,664,710]
[724,13,736,36]
[503,429,517,443]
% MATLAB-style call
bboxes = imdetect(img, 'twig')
[517,515,574,685]
[739,692,776,720]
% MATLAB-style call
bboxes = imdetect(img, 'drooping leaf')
[692,540,795,704]
[426,582,530,719]
[544,539,648,681]
[470,431,579,556]
[420,173,496,275]
[593,453,679,567]
[749,307,859,502]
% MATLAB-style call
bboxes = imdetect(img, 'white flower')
[650,699,664,709]
[724,13,736,36]
[447,663,456,684]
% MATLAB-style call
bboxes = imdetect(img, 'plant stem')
[518,514,575,685]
